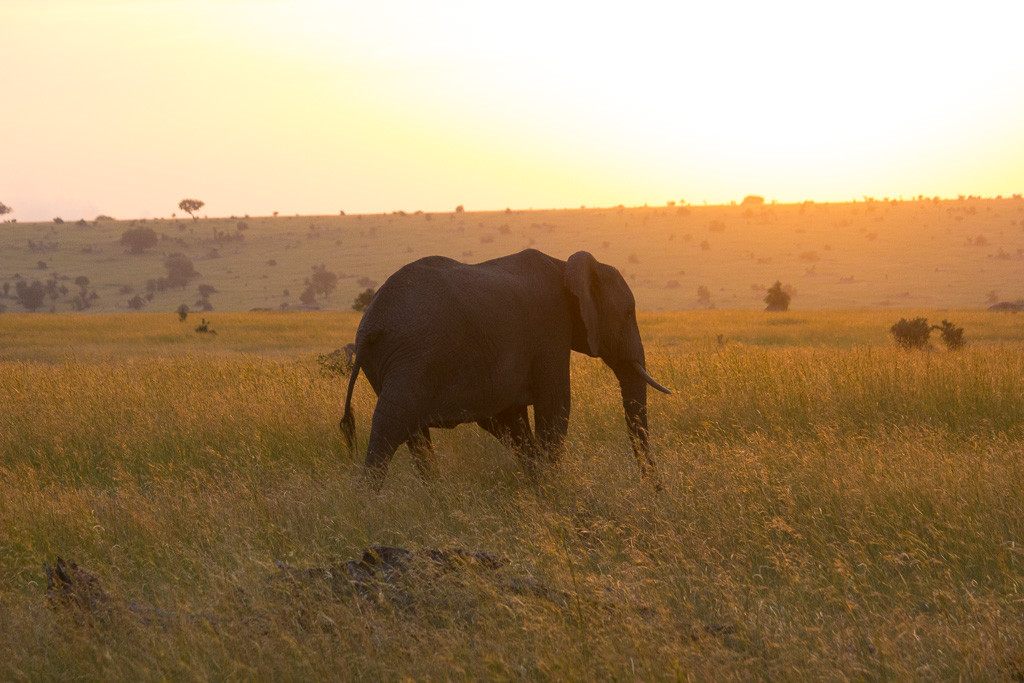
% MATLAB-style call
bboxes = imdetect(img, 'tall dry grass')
[1,310,1023,678]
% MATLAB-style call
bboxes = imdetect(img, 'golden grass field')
[2,197,1023,313]
[2,309,1024,679]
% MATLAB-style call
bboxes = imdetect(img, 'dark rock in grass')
[44,557,113,619]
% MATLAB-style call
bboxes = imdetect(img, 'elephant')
[339,248,671,488]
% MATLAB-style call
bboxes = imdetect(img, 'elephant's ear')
[565,251,600,356]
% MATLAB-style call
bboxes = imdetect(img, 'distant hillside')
[1,198,1022,313]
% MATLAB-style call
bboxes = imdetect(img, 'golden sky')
[2,0,1023,221]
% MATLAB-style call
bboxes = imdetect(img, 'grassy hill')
[2,197,1023,313]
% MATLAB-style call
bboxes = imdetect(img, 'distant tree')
[72,276,91,309]
[52,217,64,224]
[741,195,765,206]
[127,294,146,310]
[0,202,11,217]
[120,226,158,253]
[15,280,46,312]
[455,204,465,213]
[764,281,791,312]
[197,283,217,298]
[178,198,205,222]
[164,253,198,288]
[696,285,712,307]
[309,265,339,297]
[352,287,376,312]
[177,304,190,321]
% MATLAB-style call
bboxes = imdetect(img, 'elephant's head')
[564,251,671,482]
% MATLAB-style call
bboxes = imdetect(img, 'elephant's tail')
[340,357,361,454]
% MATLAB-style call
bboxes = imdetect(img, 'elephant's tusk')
[633,361,672,395]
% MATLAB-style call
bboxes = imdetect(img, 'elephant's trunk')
[615,365,662,490]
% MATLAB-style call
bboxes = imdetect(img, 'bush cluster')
[890,317,965,350]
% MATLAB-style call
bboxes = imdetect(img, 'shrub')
[165,253,198,288]
[120,227,158,253]
[299,286,317,306]
[890,317,931,349]
[933,319,965,350]
[353,288,376,312]
[697,285,712,307]
[309,265,338,297]
[317,343,356,377]
[15,280,46,312]
[177,304,189,322]
[764,281,791,312]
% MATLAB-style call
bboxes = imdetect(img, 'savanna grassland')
[2,196,1023,314]
[2,310,1024,679]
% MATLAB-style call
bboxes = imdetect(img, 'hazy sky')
[3,0,1023,221]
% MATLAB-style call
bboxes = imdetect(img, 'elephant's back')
[354,256,492,359]
[356,250,568,372]
[366,251,559,323]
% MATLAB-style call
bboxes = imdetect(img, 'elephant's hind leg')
[478,405,539,473]
[364,405,420,489]
[407,427,438,480]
